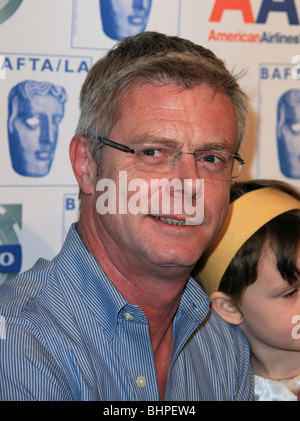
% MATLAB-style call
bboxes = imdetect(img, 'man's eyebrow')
[128,135,236,153]
[128,135,180,148]
[197,142,236,154]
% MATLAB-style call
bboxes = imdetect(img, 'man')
[0,32,253,400]
[8,80,67,177]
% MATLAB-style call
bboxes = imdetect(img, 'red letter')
[209,0,255,23]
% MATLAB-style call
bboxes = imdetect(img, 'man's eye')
[204,155,219,163]
[202,154,223,164]
[142,148,161,157]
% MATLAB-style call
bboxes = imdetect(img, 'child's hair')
[195,179,300,305]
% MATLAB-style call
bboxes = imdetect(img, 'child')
[194,179,300,401]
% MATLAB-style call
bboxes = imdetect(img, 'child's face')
[239,247,300,353]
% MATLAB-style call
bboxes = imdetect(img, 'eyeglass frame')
[84,134,245,178]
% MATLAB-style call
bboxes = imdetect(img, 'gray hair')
[76,31,248,162]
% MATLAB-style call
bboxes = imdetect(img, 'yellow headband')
[197,187,300,296]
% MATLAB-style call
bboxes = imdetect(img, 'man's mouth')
[153,216,191,226]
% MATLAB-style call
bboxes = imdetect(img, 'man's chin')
[146,253,199,273]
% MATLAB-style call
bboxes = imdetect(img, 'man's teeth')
[153,216,190,226]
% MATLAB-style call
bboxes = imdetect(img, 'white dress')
[255,374,300,401]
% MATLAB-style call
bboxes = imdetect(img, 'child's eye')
[283,288,299,298]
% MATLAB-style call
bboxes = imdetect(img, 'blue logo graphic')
[277,89,300,179]
[0,205,22,284]
[99,0,152,41]
[8,80,67,177]
[0,0,23,24]
[0,245,21,273]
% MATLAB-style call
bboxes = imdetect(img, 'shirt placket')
[112,303,160,401]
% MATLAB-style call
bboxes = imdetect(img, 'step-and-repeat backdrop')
[1,0,300,282]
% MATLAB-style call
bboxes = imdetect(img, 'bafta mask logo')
[8,80,67,177]
[99,0,152,40]
[277,89,300,179]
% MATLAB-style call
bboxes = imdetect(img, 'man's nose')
[171,153,202,198]
[173,152,199,179]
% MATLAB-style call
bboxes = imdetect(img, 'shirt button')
[123,312,133,321]
[136,376,146,388]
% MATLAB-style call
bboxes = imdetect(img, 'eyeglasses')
[85,134,245,180]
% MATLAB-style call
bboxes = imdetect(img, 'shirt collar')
[178,276,211,321]
[58,224,127,340]
[58,224,210,339]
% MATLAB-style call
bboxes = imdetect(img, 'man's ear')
[210,291,243,325]
[69,135,97,195]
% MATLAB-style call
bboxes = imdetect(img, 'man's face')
[91,83,237,275]
[100,0,152,40]
[8,94,64,177]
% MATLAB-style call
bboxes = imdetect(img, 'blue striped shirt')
[0,224,253,401]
